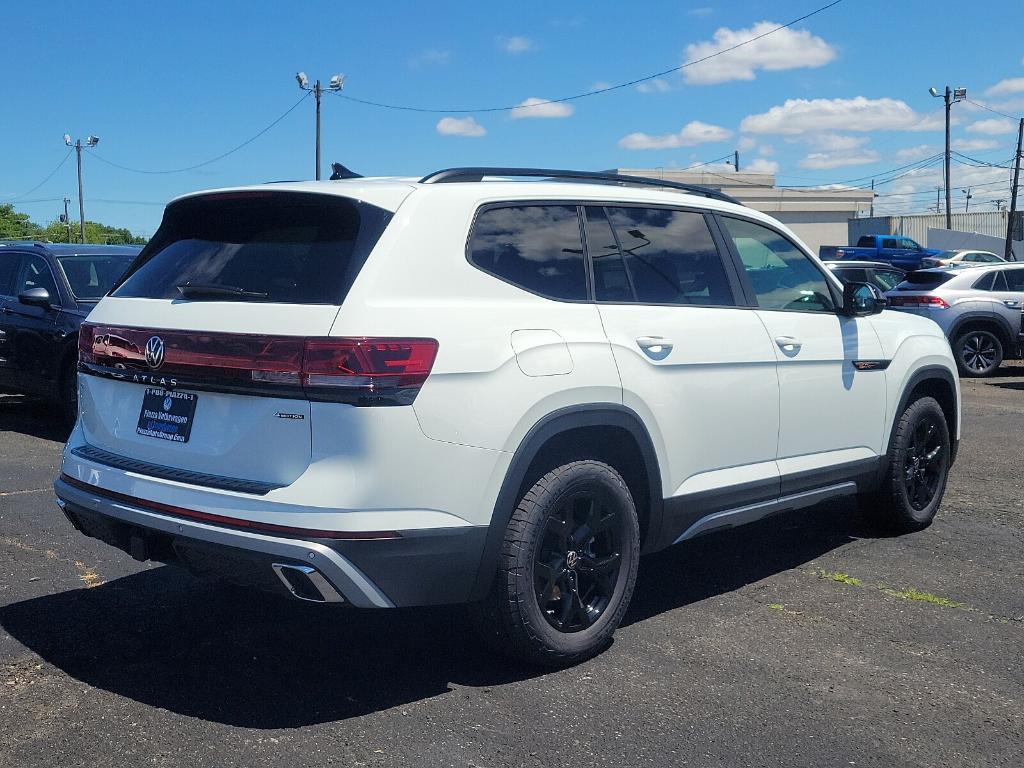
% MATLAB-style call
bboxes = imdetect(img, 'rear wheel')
[472,460,640,667]
[858,396,951,533]
[954,329,1003,377]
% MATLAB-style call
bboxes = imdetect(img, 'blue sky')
[3,0,1023,237]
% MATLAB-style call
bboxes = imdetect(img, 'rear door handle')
[775,336,802,354]
[635,336,673,359]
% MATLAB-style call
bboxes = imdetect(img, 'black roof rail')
[418,167,744,206]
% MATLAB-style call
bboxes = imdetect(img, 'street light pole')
[64,133,99,243]
[930,85,966,230]
[296,72,346,181]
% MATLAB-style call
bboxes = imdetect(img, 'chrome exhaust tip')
[272,562,345,603]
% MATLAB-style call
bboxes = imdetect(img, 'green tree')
[0,203,147,244]
[0,204,44,240]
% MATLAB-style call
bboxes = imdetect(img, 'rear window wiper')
[176,282,269,300]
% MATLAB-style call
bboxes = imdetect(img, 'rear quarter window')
[113,192,392,304]
[467,204,587,301]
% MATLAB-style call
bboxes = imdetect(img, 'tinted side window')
[583,207,633,302]
[973,272,995,290]
[1004,270,1024,292]
[14,254,59,299]
[832,268,868,284]
[872,270,904,291]
[602,206,735,306]
[882,238,899,249]
[468,205,586,301]
[721,217,835,313]
[0,253,20,296]
[992,271,1009,291]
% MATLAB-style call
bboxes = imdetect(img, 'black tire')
[858,396,951,533]
[472,460,640,667]
[953,329,1003,378]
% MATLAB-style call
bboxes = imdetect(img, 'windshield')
[113,192,392,304]
[56,253,137,301]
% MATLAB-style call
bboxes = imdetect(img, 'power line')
[85,92,311,175]
[333,0,846,114]
[1,150,73,203]
[965,98,1022,121]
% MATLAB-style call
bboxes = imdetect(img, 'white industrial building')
[610,168,875,255]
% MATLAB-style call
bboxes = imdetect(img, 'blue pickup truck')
[819,235,942,271]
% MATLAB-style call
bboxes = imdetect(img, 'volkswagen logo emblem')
[144,336,165,370]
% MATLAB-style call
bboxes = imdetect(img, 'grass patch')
[878,585,968,610]
[768,603,785,611]
[817,570,862,587]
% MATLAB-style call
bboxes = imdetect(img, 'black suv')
[0,242,140,420]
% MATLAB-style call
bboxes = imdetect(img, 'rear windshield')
[894,271,955,290]
[57,253,136,301]
[113,192,392,304]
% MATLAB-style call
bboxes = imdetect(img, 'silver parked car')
[886,264,1024,377]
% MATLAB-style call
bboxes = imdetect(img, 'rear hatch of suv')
[76,189,401,490]
[886,269,957,319]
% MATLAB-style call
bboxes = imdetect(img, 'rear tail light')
[888,295,949,309]
[79,323,438,406]
[301,339,439,405]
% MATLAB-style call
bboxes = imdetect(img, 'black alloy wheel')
[902,413,945,511]
[533,491,624,633]
[956,330,1002,377]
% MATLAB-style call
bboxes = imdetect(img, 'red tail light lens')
[888,295,949,309]
[77,324,438,406]
[302,339,439,404]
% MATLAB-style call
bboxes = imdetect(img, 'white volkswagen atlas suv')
[55,168,961,665]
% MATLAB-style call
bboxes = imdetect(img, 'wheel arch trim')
[468,404,663,601]
[879,365,959,485]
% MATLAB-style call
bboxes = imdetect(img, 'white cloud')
[683,22,836,85]
[737,136,757,152]
[799,149,880,169]
[636,78,671,94]
[966,118,1016,135]
[688,7,714,17]
[501,35,534,54]
[590,81,612,90]
[618,120,732,150]
[740,97,943,135]
[894,144,937,161]
[806,133,867,151]
[985,78,1024,96]
[952,137,999,151]
[510,97,574,119]
[436,116,486,137]
[758,144,775,156]
[745,158,779,174]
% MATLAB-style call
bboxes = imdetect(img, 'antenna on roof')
[329,163,363,180]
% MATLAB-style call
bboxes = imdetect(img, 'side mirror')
[843,281,885,317]
[18,286,54,309]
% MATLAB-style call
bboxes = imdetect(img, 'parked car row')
[820,234,1009,273]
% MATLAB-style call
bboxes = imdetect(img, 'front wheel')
[472,460,640,667]
[859,396,951,533]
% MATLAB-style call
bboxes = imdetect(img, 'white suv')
[55,168,960,665]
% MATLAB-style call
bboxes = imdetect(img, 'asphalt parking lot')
[1,368,1022,768]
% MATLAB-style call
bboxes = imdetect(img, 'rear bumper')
[54,477,488,608]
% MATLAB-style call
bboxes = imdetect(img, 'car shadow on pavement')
[0,395,70,442]
[0,501,870,729]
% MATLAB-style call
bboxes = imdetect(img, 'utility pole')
[295,72,345,180]
[963,187,972,212]
[870,178,875,217]
[930,86,966,229]
[64,133,99,243]
[936,186,941,213]
[61,197,72,243]
[1004,118,1023,261]
[733,150,740,173]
